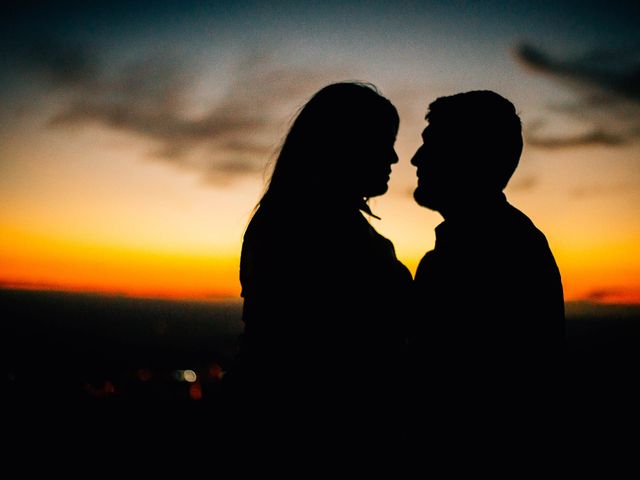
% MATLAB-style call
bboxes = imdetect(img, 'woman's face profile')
[351,119,398,198]
[303,88,399,200]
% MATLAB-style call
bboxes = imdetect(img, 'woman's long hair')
[255,82,399,215]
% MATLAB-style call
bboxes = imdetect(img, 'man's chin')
[413,189,437,210]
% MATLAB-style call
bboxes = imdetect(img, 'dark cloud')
[14,39,99,91]
[514,43,640,149]
[515,43,640,102]
[525,128,627,149]
[570,182,637,199]
[584,288,629,303]
[18,40,342,184]
[199,159,267,187]
[507,175,538,193]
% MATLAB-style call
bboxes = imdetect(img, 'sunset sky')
[1,0,639,303]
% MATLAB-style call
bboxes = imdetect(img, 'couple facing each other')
[227,81,566,402]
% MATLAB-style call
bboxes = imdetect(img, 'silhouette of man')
[410,90,566,401]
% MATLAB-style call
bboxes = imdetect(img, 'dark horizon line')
[0,285,242,304]
[1,286,640,313]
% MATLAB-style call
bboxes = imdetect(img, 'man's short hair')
[427,90,523,191]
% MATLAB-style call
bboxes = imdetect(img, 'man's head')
[411,90,523,213]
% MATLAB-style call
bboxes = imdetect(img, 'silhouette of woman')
[224,82,412,409]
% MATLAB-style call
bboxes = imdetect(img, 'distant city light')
[83,380,116,398]
[209,363,224,380]
[189,382,202,400]
[176,369,198,382]
[137,368,153,382]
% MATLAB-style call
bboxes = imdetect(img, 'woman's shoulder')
[243,205,328,257]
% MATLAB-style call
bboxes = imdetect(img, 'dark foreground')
[3,289,640,405]
[2,289,242,405]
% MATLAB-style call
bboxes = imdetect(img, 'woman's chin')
[365,184,389,198]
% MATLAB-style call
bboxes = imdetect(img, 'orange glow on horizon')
[554,237,640,304]
[0,225,241,300]
[2,222,639,304]
[3,245,640,304]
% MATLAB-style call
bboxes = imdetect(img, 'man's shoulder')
[501,202,550,244]
[498,203,563,276]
